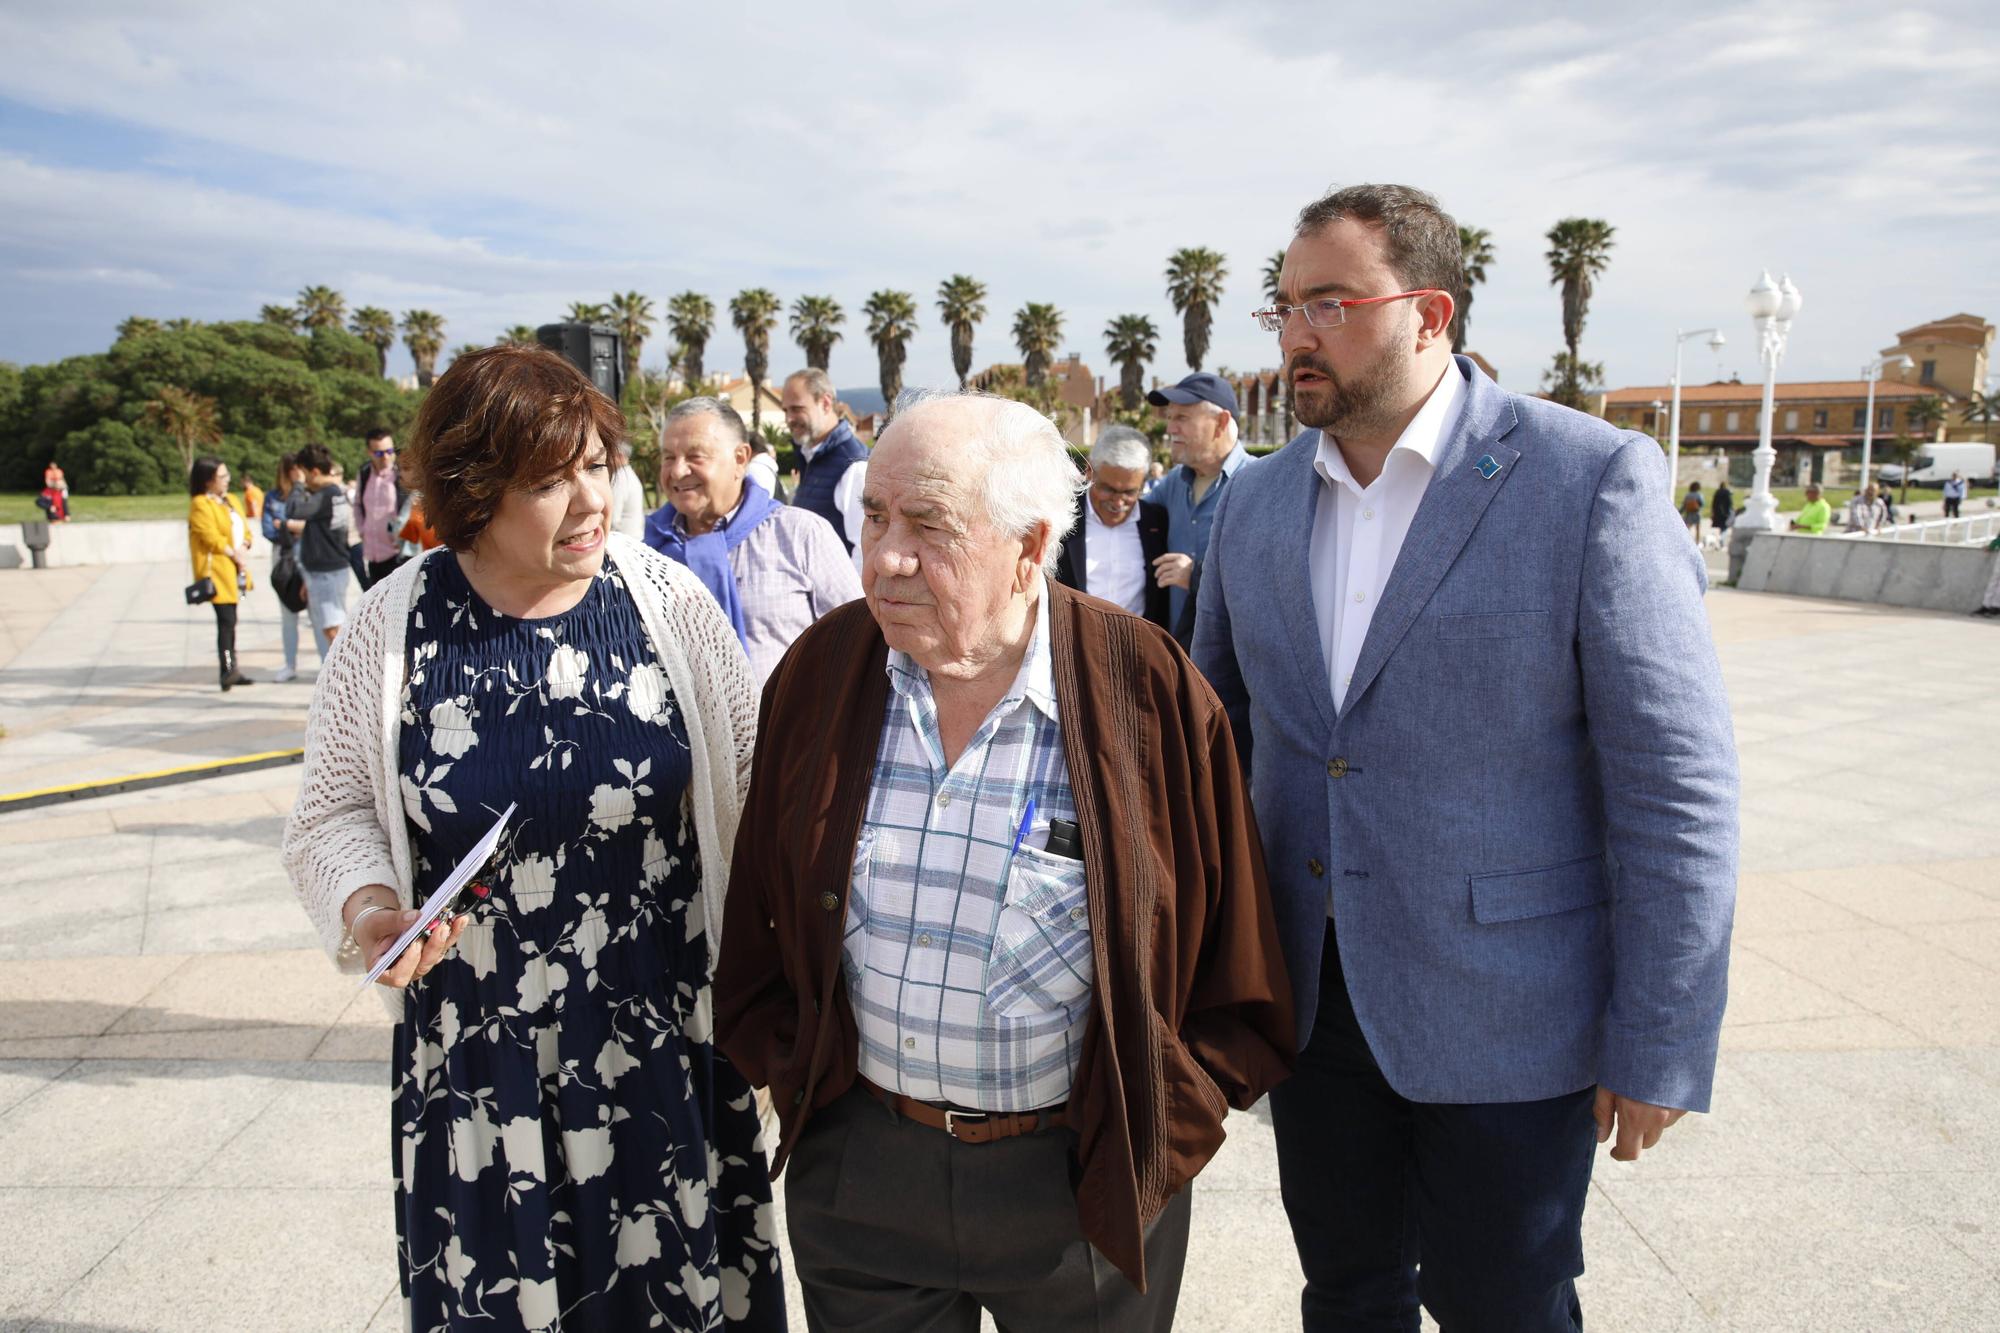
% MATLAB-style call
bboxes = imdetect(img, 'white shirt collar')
[1313,361,1466,495]
[886,578,1058,723]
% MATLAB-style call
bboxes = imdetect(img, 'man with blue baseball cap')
[1146,371,1249,644]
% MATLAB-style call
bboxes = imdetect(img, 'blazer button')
[819,891,839,912]
[1326,757,1348,779]
[1307,858,1325,877]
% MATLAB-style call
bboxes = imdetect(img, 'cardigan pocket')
[984,847,1093,1020]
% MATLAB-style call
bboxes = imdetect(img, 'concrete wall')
[0,520,188,570]
[1739,531,1997,613]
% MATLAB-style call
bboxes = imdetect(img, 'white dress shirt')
[1082,501,1147,616]
[1311,363,1467,712]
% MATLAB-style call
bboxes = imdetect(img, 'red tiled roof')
[1604,380,1942,405]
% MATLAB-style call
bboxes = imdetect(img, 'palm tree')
[1012,303,1064,388]
[665,292,716,388]
[607,291,655,386]
[1165,247,1229,373]
[142,385,223,478]
[295,285,346,332]
[789,295,845,372]
[1545,218,1616,360]
[401,310,447,388]
[1963,387,2000,445]
[1454,226,1495,352]
[567,301,610,325]
[863,290,919,411]
[349,305,396,376]
[116,315,161,341]
[1262,249,1286,306]
[500,325,539,347]
[729,288,782,434]
[1540,352,1605,412]
[1103,314,1159,409]
[259,305,298,333]
[936,275,989,389]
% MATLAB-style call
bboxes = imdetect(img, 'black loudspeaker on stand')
[536,322,624,402]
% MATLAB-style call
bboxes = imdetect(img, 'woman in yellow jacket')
[188,454,256,691]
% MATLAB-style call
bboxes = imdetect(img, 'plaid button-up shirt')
[843,587,1088,1111]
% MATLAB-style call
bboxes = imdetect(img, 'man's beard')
[1288,343,1409,437]
[787,422,813,446]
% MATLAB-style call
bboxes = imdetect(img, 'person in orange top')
[398,500,441,551]
[187,455,256,691]
[242,474,265,522]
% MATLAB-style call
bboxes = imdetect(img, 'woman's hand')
[354,907,470,988]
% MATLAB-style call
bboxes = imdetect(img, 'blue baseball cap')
[1146,372,1238,418]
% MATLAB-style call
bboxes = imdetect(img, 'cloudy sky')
[3,1,1997,399]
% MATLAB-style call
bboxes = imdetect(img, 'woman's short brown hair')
[403,344,627,550]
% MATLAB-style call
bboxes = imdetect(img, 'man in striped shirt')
[718,391,1293,1331]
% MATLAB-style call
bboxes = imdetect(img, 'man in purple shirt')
[645,397,861,685]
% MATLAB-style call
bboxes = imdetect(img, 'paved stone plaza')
[0,557,1995,1331]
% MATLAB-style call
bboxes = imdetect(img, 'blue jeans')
[1270,922,1596,1332]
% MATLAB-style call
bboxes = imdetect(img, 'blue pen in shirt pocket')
[1009,797,1036,861]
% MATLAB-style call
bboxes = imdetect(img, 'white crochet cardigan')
[282,534,757,1020]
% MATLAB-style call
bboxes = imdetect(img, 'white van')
[1877,442,1997,487]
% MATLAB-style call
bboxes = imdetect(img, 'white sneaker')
[273,666,298,683]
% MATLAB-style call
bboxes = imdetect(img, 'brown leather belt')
[858,1076,1067,1144]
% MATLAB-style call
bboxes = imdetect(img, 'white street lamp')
[1736,271,1800,534]
[1858,353,1914,490]
[1668,326,1726,491]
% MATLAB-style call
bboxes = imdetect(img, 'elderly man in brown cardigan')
[716,391,1293,1332]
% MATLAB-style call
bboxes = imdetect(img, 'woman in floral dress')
[285,345,783,1331]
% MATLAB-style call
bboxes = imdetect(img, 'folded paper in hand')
[362,802,516,988]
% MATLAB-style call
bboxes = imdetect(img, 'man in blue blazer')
[1195,184,1738,1332]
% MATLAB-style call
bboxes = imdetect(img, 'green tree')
[1262,249,1286,305]
[295,285,346,332]
[1541,351,1605,412]
[348,305,396,376]
[1165,246,1229,372]
[666,292,716,387]
[567,301,610,325]
[863,290,919,411]
[1454,225,1495,352]
[142,384,224,479]
[1889,431,1921,507]
[936,275,988,390]
[789,295,844,372]
[1963,387,2000,445]
[608,291,655,385]
[1012,302,1064,389]
[117,316,162,342]
[259,305,298,333]
[729,288,782,435]
[1103,314,1159,409]
[401,310,447,388]
[1909,394,1950,441]
[1545,218,1615,360]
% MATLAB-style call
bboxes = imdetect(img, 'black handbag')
[185,548,218,604]
[271,551,307,613]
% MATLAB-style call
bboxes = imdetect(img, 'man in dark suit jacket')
[1054,425,1175,634]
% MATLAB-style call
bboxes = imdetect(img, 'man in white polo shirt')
[1053,425,1172,631]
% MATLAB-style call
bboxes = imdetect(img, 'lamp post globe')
[1746,270,1781,322]
[1729,270,1801,583]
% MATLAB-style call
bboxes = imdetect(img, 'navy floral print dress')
[393,551,784,1331]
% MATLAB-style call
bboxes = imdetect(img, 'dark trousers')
[1270,923,1597,1332]
[211,602,237,680]
[365,554,405,588]
[785,1085,1190,1332]
[1944,496,1962,518]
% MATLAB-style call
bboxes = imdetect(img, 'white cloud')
[0,0,1996,395]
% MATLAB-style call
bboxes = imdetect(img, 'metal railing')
[1836,511,2000,545]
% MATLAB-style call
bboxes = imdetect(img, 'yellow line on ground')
[0,748,304,805]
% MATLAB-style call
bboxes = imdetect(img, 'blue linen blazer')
[1193,356,1738,1112]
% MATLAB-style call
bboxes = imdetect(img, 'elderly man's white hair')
[889,389,1083,573]
[1090,425,1154,473]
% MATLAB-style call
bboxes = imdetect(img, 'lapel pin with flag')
[1475,454,1502,480]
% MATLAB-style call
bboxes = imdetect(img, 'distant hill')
[839,387,886,417]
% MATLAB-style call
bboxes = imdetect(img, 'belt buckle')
[943,1109,988,1139]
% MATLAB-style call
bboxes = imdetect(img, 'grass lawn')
[0,492,193,523]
